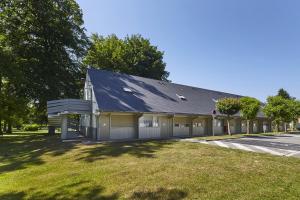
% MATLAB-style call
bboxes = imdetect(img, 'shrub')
[24,124,40,131]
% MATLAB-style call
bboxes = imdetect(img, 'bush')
[24,124,40,131]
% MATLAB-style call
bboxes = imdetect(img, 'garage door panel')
[110,127,135,140]
[173,127,189,137]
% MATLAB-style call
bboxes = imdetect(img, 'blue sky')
[76,0,300,101]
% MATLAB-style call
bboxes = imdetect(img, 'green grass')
[1,132,300,200]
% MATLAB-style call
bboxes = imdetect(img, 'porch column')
[61,114,68,140]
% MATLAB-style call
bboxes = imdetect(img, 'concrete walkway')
[181,134,300,158]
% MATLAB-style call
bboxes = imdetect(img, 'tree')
[0,33,28,133]
[240,97,261,134]
[84,34,169,81]
[216,98,241,135]
[289,99,300,131]
[0,0,89,123]
[263,96,293,132]
[277,88,292,99]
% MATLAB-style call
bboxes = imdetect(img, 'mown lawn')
[1,131,300,200]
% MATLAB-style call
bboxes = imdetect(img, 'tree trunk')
[7,121,12,134]
[3,121,7,133]
[0,118,2,135]
[247,120,250,134]
[227,119,231,136]
[284,123,287,133]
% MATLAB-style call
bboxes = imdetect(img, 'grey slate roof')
[88,68,265,117]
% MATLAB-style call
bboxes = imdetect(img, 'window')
[185,124,190,127]
[143,120,153,127]
[153,117,159,127]
[139,116,159,128]
[123,87,133,93]
[174,123,180,127]
[194,122,202,127]
[176,94,187,101]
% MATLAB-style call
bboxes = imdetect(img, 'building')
[47,68,271,140]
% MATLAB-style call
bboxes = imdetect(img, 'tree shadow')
[77,140,175,162]
[0,192,25,200]
[0,180,119,200]
[0,133,78,173]
[130,188,188,200]
[89,69,178,113]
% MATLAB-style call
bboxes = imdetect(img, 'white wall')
[138,115,161,139]
[173,127,190,137]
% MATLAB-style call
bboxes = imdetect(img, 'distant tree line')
[0,0,169,133]
[216,89,300,135]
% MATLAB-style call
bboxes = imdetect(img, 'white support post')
[61,114,68,140]
[212,117,215,137]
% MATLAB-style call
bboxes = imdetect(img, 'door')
[110,115,136,140]
[160,117,171,138]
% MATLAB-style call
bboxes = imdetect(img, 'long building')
[47,68,271,140]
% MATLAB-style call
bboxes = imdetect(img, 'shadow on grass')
[130,188,187,200]
[0,132,78,173]
[78,140,175,162]
[0,180,119,200]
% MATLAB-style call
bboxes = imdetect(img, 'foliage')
[240,97,261,134]
[240,97,261,120]
[0,0,89,123]
[23,124,40,131]
[263,96,293,132]
[216,98,241,116]
[277,88,292,99]
[84,34,169,81]
[216,98,241,135]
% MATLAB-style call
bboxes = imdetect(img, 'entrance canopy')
[47,99,92,139]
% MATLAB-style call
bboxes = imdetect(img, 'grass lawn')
[1,131,300,200]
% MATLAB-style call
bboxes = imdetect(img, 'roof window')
[123,87,133,93]
[176,94,187,101]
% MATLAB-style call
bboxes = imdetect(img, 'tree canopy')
[216,98,241,135]
[84,34,169,81]
[0,0,89,127]
[263,96,293,132]
[277,88,292,99]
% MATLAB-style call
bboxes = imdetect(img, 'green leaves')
[84,34,169,81]
[240,97,261,120]
[263,96,293,124]
[1,0,89,123]
[216,98,241,117]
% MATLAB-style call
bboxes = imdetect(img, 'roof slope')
[88,68,263,117]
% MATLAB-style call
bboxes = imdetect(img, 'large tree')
[263,96,293,132]
[277,88,292,100]
[216,98,241,135]
[240,97,261,134]
[84,34,169,81]
[0,0,89,122]
[0,34,28,133]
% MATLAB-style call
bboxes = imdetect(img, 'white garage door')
[110,115,136,140]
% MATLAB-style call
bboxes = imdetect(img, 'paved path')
[181,134,300,158]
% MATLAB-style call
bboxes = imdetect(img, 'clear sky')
[76,0,300,101]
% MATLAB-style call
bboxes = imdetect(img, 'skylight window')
[123,87,133,93]
[176,94,187,101]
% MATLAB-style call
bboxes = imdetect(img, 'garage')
[192,118,206,136]
[110,115,137,140]
[173,117,191,137]
[138,115,161,139]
